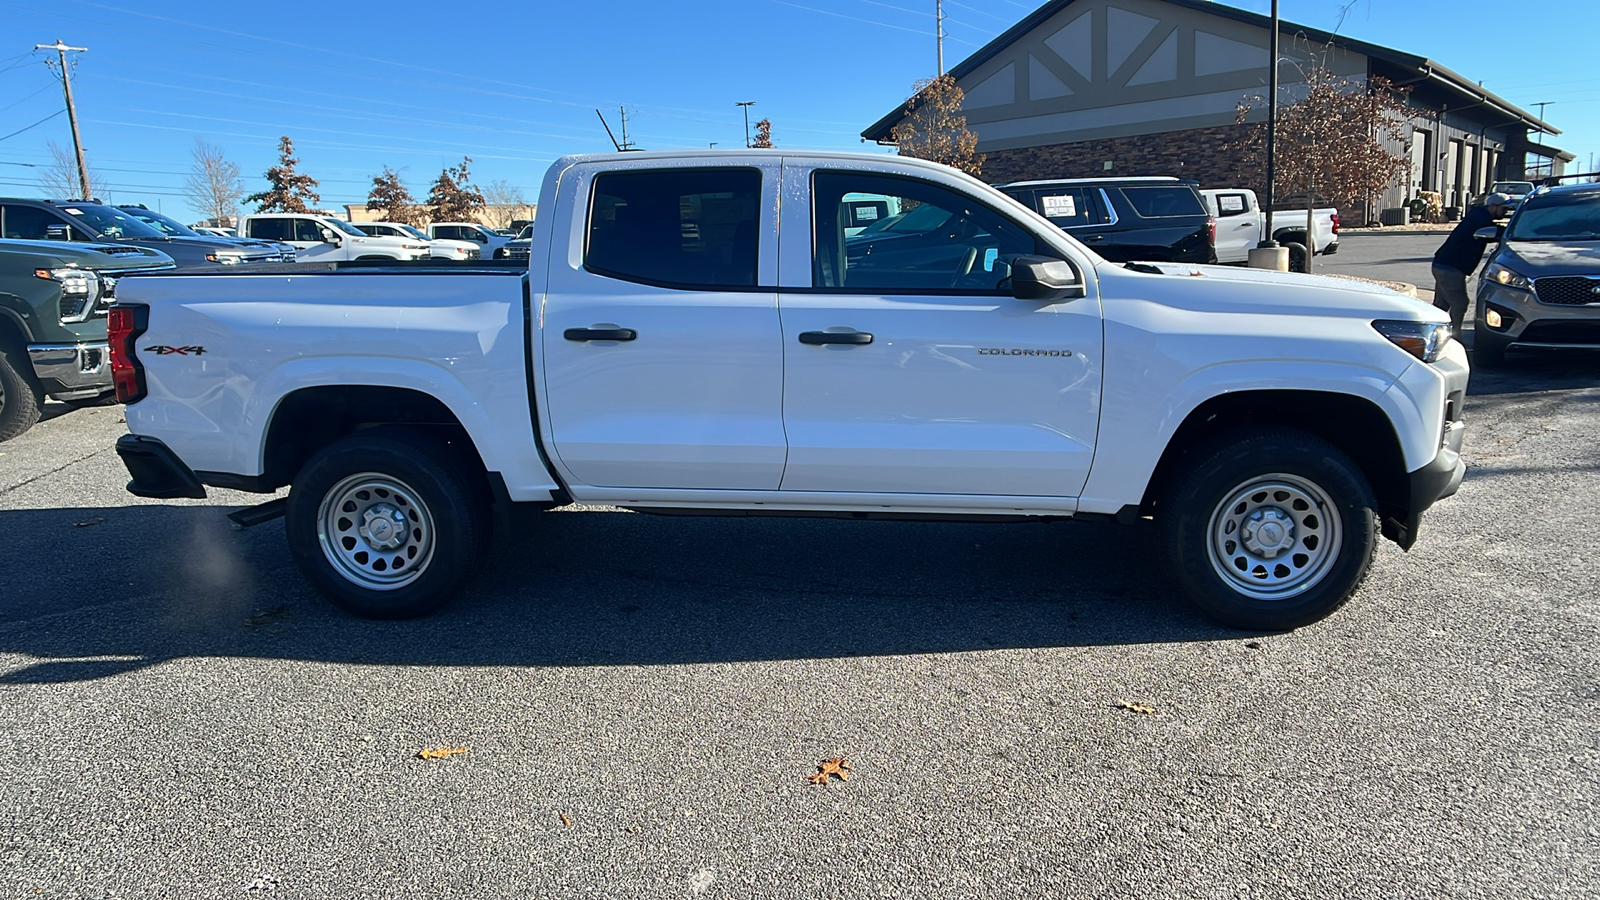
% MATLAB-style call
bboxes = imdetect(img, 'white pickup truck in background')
[111,151,1466,632]
[351,221,481,260]
[239,213,430,262]
[427,222,509,258]
[1201,188,1340,268]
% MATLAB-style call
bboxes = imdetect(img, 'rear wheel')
[285,430,490,619]
[1284,241,1310,273]
[1159,428,1379,630]
[0,340,44,442]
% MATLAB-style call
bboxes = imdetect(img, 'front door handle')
[799,331,873,345]
[564,327,637,342]
[1085,234,1106,242]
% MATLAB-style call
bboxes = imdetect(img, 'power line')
[0,109,65,143]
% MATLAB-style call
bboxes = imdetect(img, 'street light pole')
[35,38,91,199]
[737,101,756,148]
[1263,0,1279,250]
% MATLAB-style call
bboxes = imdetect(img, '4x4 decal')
[144,345,207,356]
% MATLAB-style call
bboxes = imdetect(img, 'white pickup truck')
[1200,188,1339,267]
[239,213,431,262]
[111,151,1467,631]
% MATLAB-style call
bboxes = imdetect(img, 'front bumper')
[1477,280,1600,349]
[28,340,111,398]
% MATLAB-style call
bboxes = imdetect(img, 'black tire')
[1158,428,1379,631]
[285,429,491,619]
[0,340,45,443]
[1284,241,1310,273]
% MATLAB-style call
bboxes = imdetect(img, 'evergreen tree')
[245,136,321,213]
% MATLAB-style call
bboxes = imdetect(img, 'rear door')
[539,161,787,490]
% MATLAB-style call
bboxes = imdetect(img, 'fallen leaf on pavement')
[806,757,853,785]
[418,746,470,759]
[1114,700,1157,715]
[560,813,572,827]
[244,605,290,627]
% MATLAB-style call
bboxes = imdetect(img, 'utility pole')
[737,101,756,148]
[936,0,947,76]
[618,106,634,151]
[35,38,91,199]
[1533,101,1552,139]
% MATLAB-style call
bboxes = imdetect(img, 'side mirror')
[1010,255,1084,301]
[1473,226,1502,242]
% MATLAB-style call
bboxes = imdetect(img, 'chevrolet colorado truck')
[0,239,173,440]
[111,151,1468,630]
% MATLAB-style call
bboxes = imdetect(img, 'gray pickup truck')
[0,239,174,440]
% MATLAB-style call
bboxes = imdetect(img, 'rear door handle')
[799,331,873,345]
[564,327,637,342]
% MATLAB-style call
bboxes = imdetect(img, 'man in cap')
[1431,192,1511,333]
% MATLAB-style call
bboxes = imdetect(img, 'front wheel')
[285,430,490,619]
[1158,428,1379,630]
[0,341,44,442]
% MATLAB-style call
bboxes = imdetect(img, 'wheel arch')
[260,385,491,493]
[1139,389,1409,528]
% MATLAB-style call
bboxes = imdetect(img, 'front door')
[287,217,343,261]
[777,168,1103,497]
[540,163,787,491]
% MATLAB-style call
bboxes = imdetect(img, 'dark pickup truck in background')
[998,176,1215,264]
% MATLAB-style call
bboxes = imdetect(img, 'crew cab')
[0,239,173,440]
[1200,188,1340,268]
[351,221,480,260]
[112,151,1468,631]
[239,213,430,262]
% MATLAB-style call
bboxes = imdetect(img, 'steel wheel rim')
[316,472,435,591]
[1205,473,1343,601]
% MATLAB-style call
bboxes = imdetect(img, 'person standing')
[1431,192,1510,332]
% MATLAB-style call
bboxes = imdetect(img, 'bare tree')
[1230,51,1418,221]
[37,140,102,200]
[479,178,528,229]
[427,156,486,224]
[245,136,321,213]
[890,75,984,177]
[752,118,774,149]
[185,138,244,223]
[366,166,422,224]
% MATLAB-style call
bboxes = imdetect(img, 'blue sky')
[2,0,1595,220]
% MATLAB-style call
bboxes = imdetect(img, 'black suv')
[996,176,1215,264]
[0,198,282,268]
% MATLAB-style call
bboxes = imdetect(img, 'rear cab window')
[1121,186,1207,218]
[585,168,760,289]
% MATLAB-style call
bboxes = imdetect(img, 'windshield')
[121,207,201,238]
[327,218,367,237]
[1506,198,1600,242]
[59,204,167,240]
[1493,182,1535,196]
[398,224,429,241]
[516,224,533,239]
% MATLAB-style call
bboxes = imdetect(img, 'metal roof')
[860,0,1557,142]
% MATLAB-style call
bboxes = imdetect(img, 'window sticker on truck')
[1042,195,1077,218]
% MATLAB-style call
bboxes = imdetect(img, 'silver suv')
[1474,184,1600,365]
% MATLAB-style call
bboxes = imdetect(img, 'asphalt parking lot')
[2,254,1597,897]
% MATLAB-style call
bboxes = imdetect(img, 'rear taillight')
[109,304,148,404]
[1331,213,1341,234]
[1206,216,1217,247]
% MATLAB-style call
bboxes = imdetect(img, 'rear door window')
[245,218,292,241]
[586,168,761,289]
[1122,186,1206,218]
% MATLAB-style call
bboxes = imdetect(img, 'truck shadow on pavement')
[1465,345,1600,396]
[0,502,1231,683]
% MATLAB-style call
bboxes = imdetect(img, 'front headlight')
[206,251,244,265]
[403,242,429,251]
[1482,262,1532,292]
[35,266,102,323]
[1372,320,1452,363]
